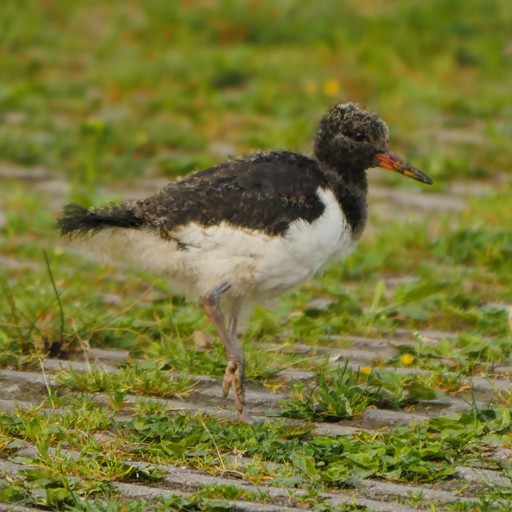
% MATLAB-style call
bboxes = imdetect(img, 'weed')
[279,363,372,421]
[55,363,197,399]
[278,363,446,421]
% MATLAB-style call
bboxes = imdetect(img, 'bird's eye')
[341,129,370,143]
[353,132,368,142]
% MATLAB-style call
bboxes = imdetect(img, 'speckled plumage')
[58,103,432,422]
[131,151,328,237]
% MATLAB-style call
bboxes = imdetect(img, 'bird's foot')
[222,359,260,423]
[222,360,237,398]
[238,408,263,424]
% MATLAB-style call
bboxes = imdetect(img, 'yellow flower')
[400,354,415,366]
[323,79,341,96]
[360,367,372,376]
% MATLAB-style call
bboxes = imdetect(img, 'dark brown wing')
[134,151,327,236]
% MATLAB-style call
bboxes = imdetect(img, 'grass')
[279,364,374,421]
[0,474,252,511]
[1,0,512,510]
[279,364,447,422]
[55,363,197,399]
[1,405,511,508]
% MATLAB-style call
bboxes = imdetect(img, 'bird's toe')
[238,408,263,424]
[222,361,237,397]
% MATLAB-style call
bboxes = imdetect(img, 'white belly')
[87,188,354,303]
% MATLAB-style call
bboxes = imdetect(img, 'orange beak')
[375,151,433,185]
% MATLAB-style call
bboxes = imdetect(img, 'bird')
[58,103,432,423]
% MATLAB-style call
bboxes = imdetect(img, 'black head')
[314,103,432,185]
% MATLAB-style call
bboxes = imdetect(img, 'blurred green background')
[1,0,511,192]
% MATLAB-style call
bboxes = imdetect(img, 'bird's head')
[314,103,432,185]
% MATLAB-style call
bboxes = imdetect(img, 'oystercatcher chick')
[58,103,432,423]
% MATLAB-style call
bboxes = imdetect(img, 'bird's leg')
[228,313,238,341]
[202,283,254,423]
[225,312,243,403]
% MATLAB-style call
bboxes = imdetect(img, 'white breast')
[83,188,354,304]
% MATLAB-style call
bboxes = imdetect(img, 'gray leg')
[202,283,255,423]
[228,313,238,341]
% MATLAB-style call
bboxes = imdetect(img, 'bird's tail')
[57,203,145,238]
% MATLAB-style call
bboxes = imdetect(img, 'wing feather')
[134,151,327,236]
